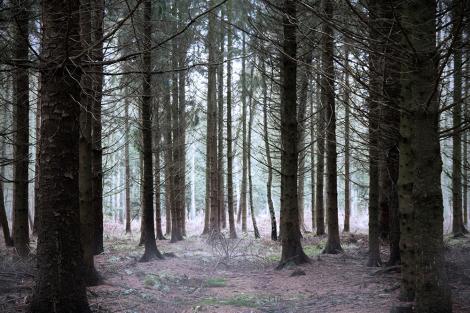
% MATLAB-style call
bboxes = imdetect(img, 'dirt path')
[1,226,470,313]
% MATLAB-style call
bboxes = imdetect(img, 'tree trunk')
[452,1,467,237]
[140,0,163,262]
[262,59,277,241]
[154,95,165,240]
[0,180,13,246]
[208,0,220,234]
[278,0,309,268]
[366,0,382,266]
[322,0,342,255]
[239,32,248,232]
[79,0,100,285]
[92,0,105,256]
[12,0,30,257]
[315,71,325,236]
[164,79,173,237]
[125,97,132,234]
[343,43,351,233]
[217,8,225,229]
[30,0,91,310]
[226,0,237,239]
[33,81,41,237]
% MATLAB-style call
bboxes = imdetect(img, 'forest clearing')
[2,220,470,313]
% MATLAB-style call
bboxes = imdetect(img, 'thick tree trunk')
[30,1,91,310]
[322,0,342,255]
[79,0,100,285]
[278,0,309,268]
[140,0,163,262]
[92,0,105,256]
[33,84,41,237]
[12,0,30,257]
[226,0,237,239]
[397,1,452,311]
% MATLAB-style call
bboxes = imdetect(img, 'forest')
[0,0,470,312]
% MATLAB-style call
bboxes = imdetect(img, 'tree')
[238,31,248,232]
[397,0,452,310]
[366,0,382,266]
[79,0,100,285]
[125,97,132,234]
[322,0,342,254]
[315,70,325,236]
[140,0,163,262]
[278,0,309,268]
[343,41,351,233]
[12,0,30,257]
[226,0,237,239]
[30,0,90,310]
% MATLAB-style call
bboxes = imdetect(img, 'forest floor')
[1,222,470,313]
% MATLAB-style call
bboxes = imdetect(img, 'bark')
[278,0,309,268]
[217,8,225,229]
[366,0,382,266]
[164,79,173,237]
[297,49,313,234]
[310,83,316,232]
[12,0,30,257]
[398,1,452,310]
[92,0,105,256]
[381,0,401,265]
[0,180,13,246]
[247,69,260,239]
[262,59,277,241]
[452,1,467,237]
[30,0,90,310]
[140,0,163,262]
[79,0,100,285]
[33,81,41,237]
[178,53,187,238]
[315,72,325,236]
[343,42,351,233]
[208,0,220,234]
[226,0,237,239]
[322,0,342,255]
[125,97,132,234]
[239,32,248,232]
[154,96,165,240]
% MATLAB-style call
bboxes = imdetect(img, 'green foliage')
[205,277,226,287]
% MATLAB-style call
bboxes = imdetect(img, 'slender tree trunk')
[208,0,220,234]
[452,1,467,237]
[92,0,105,256]
[322,0,342,255]
[226,0,237,239]
[12,0,30,257]
[217,8,226,229]
[164,79,172,237]
[33,81,41,237]
[366,0,382,266]
[343,43,351,233]
[297,50,312,234]
[125,98,132,234]
[247,78,260,239]
[315,72,325,236]
[278,0,309,268]
[239,32,248,232]
[178,58,187,238]
[31,0,90,310]
[140,0,163,262]
[154,129,165,240]
[0,151,13,246]
[262,59,277,241]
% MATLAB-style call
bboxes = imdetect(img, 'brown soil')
[1,224,470,313]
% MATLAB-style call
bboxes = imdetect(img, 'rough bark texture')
[226,0,237,239]
[278,0,309,268]
[208,0,220,234]
[92,0,105,256]
[315,72,325,236]
[399,0,452,311]
[154,96,165,240]
[366,0,382,266]
[79,0,100,285]
[140,0,163,262]
[343,42,351,233]
[12,0,30,257]
[30,1,91,310]
[451,1,467,237]
[322,0,342,255]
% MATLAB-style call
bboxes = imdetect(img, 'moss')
[205,277,226,287]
